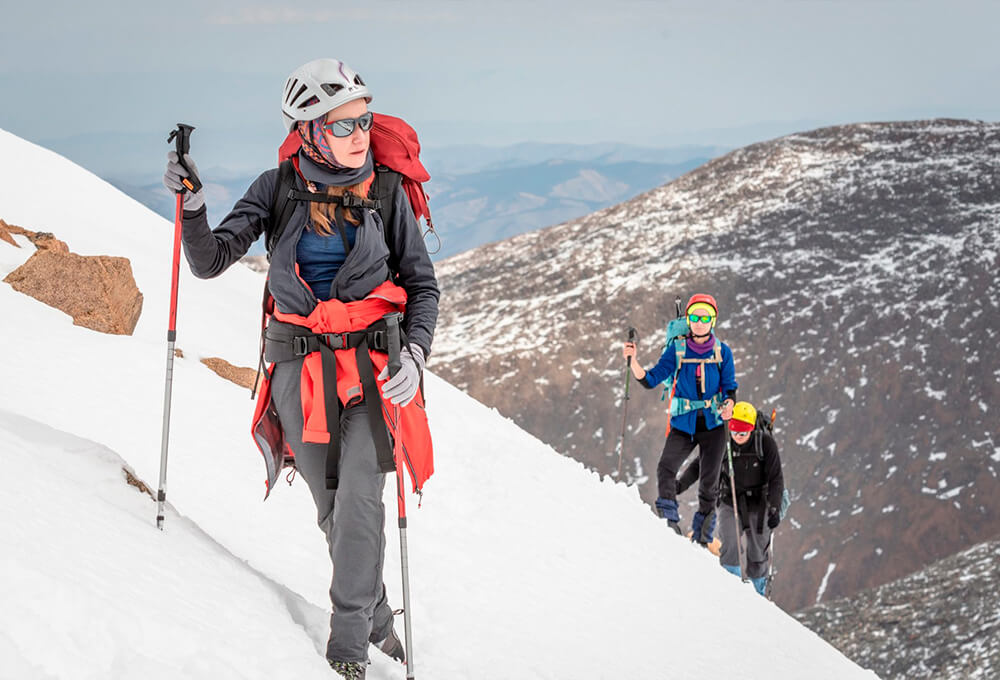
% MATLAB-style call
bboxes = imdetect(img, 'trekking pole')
[765,532,776,600]
[725,434,748,582]
[764,408,779,599]
[385,313,416,680]
[156,124,202,530]
[615,327,638,479]
[663,297,684,439]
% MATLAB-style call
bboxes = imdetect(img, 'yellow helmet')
[730,401,757,432]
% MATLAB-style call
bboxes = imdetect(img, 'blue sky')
[1,0,998,178]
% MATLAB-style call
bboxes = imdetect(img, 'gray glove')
[378,345,425,407]
[163,151,206,212]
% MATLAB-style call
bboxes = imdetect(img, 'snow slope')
[0,128,877,679]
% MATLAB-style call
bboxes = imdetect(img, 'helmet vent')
[298,95,320,109]
[289,83,309,107]
[321,83,344,97]
[285,79,299,102]
[353,75,365,86]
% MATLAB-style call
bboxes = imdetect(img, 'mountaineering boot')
[374,625,406,664]
[655,497,682,534]
[328,660,366,679]
[691,509,717,545]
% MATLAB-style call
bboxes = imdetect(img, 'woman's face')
[322,98,371,169]
[689,316,714,337]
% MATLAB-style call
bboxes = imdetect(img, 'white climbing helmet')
[281,58,372,132]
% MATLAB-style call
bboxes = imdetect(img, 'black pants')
[657,424,727,515]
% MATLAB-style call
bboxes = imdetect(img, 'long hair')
[308,179,371,235]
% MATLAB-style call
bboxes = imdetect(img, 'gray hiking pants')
[717,502,772,579]
[271,358,394,663]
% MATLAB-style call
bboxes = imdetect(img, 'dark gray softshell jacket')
[180,165,439,355]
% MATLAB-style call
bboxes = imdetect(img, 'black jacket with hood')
[677,430,784,515]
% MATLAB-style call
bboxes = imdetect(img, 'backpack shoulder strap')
[266,160,297,259]
[370,166,403,270]
[371,167,401,232]
[672,337,687,378]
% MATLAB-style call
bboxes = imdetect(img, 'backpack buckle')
[370,330,387,352]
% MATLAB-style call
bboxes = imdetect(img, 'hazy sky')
[1,0,998,178]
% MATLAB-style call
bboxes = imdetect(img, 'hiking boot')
[374,626,406,664]
[667,520,683,535]
[691,509,716,544]
[328,660,366,679]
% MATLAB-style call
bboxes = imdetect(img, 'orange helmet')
[686,294,718,315]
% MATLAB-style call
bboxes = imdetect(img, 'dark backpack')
[750,407,777,459]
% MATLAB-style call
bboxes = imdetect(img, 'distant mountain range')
[106,143,721,259]
[428,119,1000,613]
[428,156,709,258]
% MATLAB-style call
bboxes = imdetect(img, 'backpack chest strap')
[287,189,381,211]
[669,392,724,417]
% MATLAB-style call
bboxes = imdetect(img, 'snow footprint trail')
[0,410,335,680]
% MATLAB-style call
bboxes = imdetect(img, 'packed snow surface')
[0,128,877,679]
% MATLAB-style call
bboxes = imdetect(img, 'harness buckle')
[292,336,309,356]
[322,333,348,350]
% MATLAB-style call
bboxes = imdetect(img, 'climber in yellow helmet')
[677,401,785,595]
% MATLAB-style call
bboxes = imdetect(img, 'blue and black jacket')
[640,335,738,436]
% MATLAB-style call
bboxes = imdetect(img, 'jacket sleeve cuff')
[639,374,656,389]
[183,204,208,220]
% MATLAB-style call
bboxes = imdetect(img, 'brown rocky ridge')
[795,538,1000,680]
[430,119,1000,612]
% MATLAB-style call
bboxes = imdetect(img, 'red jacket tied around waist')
[252,281,434,498]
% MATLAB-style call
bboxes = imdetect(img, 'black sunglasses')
[322,112,374,138]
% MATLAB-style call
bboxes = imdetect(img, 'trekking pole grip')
[166,123,202,194]
[384,313,403,378]
[626,327,637,367]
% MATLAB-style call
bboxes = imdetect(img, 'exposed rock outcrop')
[0,218,18,247]
[201,357,258,390]
[3,224,143,335]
